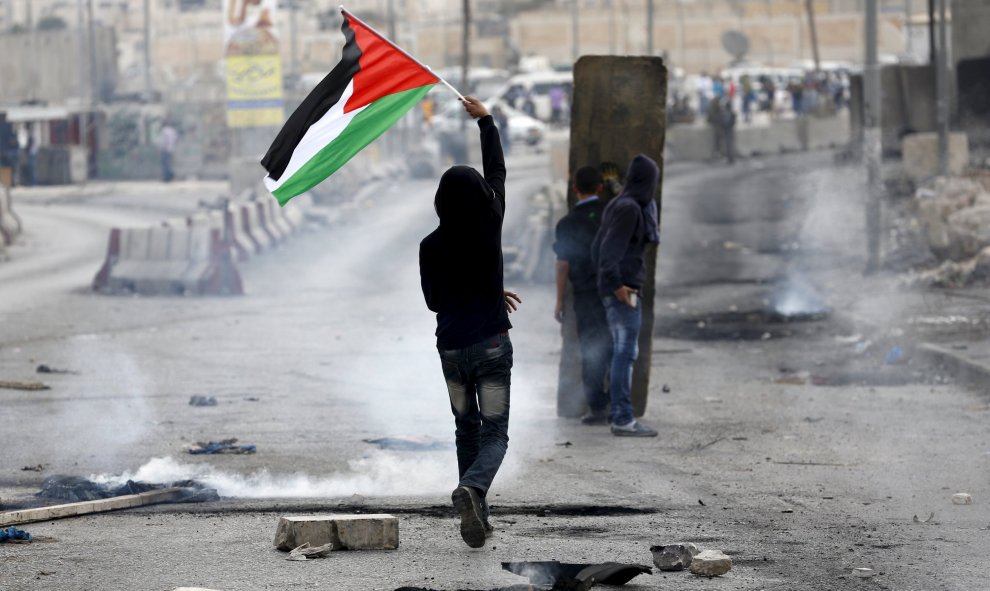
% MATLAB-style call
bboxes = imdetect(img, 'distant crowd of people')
[669,70,850,127]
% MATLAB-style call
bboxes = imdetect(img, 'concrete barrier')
[0,184,23,246]
[265,198,293,238]
[665,112,850,161]
[253,201,283,245]
[238,203,269,254]
[93,224,242,295]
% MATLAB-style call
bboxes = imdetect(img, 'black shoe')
[580,410,609,425]
[610,421,658,437]
[451,486,486,548]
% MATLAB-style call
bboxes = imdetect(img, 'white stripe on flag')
[263,80,369,193]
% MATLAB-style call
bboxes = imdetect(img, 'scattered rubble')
[853,567,877,578]
[188,395,218,407]
[952,493,973,505]
[21,464,44,472]
[0,379,50,391]
[0,526,32,543]
[501,561,651,587]
[913,512,936,523]
[362,436,454,451]
[688,549,732,577]
[909,174,990,286]
[35,364,76,375]
[286,542,334,561]
[187,439,256,455]
[650,543,699,571]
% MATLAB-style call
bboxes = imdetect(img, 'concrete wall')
[0,29,117,103]
[951,0,990,65]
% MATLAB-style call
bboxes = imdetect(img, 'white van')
[496,71,573,122]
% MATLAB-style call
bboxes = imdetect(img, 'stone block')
[689,549,732,577]
[273,514,399,551]
[902,132,970,182]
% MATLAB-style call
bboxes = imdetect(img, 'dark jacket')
[419,115,510,349]
[553,197,605,294]
[591,154,660,297]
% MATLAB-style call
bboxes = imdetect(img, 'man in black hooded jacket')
[591,154,661,437]
[420,96,521,548]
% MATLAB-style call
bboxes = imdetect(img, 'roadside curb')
[917,343,990,389]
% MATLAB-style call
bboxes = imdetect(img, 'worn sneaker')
[451,486,487,548]
[483,519,494,538]
[580,410,609,425]
[610,421,658,437]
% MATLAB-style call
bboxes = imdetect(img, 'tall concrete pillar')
[557,55,667,419]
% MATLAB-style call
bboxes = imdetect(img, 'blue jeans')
[438,332,512,496]
[602,295,641,426]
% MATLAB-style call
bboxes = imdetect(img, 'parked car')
[430,91,546,147]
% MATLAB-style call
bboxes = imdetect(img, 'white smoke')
[92,452,457,499]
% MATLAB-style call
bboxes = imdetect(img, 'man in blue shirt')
[553,166,612,425]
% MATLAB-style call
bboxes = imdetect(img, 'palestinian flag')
[261,9,439,204]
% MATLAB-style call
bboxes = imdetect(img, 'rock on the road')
[651,543,699,571]
[952,493,974,505]
[274,514,399,551]
[689,549,733,577]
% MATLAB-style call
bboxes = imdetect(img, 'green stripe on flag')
[273,85,434,204]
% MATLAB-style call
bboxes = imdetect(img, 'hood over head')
[434,165,494,230]
[622,154,660,207]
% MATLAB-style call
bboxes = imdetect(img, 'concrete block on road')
[902,132,969,182]
[274,514,399,551]
[689,549,732,577]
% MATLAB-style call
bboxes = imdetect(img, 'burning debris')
[36,475,218,504]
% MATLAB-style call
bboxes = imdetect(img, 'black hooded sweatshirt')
[419,115,510,349]
[591,154,660,298]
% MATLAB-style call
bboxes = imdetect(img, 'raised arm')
[462,96,506,208]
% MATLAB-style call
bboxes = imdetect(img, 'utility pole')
[461,0,469,92]
[571,0,579,63]
[805,0,821,72]
[86,0,97,103]
[935,0,949,175]
[646,0,654,55]
[386,0,396,40]
[904,0,913,57]
[864,0,882,273]
[927,0,935,64]
[142,0,152,100]
[608,0,615,54]
[290,0,300,82]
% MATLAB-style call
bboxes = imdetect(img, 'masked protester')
[591,154,661,437]
[419,96,522,548]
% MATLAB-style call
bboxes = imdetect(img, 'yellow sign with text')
[226,54,284,128]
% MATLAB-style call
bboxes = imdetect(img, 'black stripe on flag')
[261,14,363,182]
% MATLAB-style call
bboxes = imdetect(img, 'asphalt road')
[1,151,988,591]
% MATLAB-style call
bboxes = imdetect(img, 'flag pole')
[339,5,467,102]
